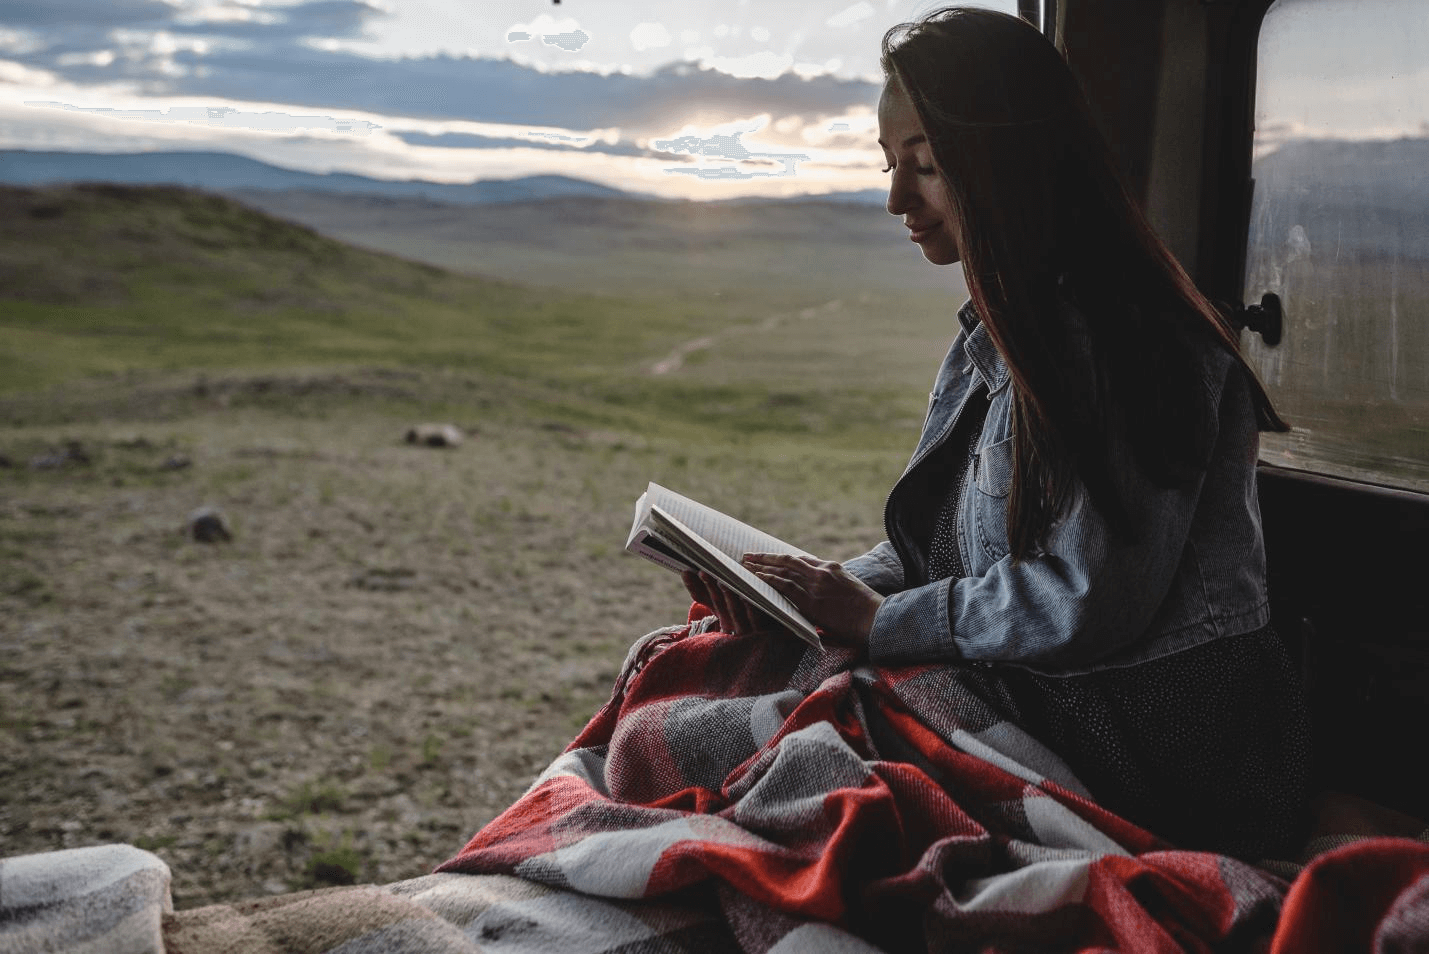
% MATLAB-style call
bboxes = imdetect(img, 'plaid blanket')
[437,609,1299,951]
[6,838,1428,953]
[8,611,1429,952]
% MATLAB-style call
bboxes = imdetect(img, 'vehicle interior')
[1053,0,1428,822]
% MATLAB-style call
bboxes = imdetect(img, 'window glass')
[1245,0,1429,491]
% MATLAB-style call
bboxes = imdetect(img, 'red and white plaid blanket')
[5,607,1429,952]
[439,606,1312,952]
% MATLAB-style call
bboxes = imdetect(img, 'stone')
[29,440,90,470]
[229,822,292,877]
[404,423,463,448]
[187,506,232,543]
[348,567,416,592]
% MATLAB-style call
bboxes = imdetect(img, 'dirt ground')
[0,368,890,908]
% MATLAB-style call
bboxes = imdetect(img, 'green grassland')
[0,182,967,907]
[0,184,961,444]
[225,188,955,305]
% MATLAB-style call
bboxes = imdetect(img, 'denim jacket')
[843,300,1271,676]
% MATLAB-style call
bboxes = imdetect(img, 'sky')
[1,0,1423,200]
[0,0,1022,200]
[1253,0,1429,154]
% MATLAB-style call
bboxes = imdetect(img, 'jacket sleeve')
[866,484,1197,670]
[841,541,906,596]
[866,366,1240,673]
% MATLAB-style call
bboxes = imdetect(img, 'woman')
[687,6,1309,860]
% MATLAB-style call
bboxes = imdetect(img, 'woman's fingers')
[686,568,766,636]
[690,556,878,641]
[701,571,731,629]
[753,568,807,597]
[682,570,712,609]
[700,571,762,636]
[744,553,826,598]
[731,588,761,634]
[740,552,882,649]
[745,553,824,624]
[744,552,796,568]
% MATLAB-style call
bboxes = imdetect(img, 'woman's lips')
[909,223,941,243]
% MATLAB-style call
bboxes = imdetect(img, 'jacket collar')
[957,300,1012,395]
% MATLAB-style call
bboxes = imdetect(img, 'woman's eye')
[880,163,935,175]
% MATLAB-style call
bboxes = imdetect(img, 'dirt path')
[647,299,847,375]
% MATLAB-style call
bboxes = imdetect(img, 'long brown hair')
[881,7,1286,560]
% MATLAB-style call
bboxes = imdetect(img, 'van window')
[1244,0,1429,491]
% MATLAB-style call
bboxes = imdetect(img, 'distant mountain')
[1255,136,1429,210]
[815,188,887,207]
[218,184,941,300]
[0,149,641,205]
[1249,136,1429,261]
[0,149,887,208]
[716,188,888,208]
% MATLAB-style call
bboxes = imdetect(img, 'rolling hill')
[0,181,960,443]
[0,149,886,208]
[221,187,949,305]
[0,182,692,398]
[0,150,640,205]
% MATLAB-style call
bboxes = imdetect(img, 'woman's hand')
[681,570,768,637]
[742,553,883,649]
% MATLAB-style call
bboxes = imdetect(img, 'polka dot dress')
[927,407,983,583]
[964,627,1312,860]
[924,384,988,585]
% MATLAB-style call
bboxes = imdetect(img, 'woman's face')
[878,78,961,266]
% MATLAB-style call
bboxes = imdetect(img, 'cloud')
[539,31,589,53]
[162,0,386,41]
[629,22,671,52]
[0,28,45,56]
[19,42,879,139]
[393,129,671,159]
[826,2,876,29]
[3,5,882,176]
[653,129,810,179]
[55,50,118,67]
[0,58,58,85]
[814,132,877,151]
[0,0,177,27]
[699,50,793,80]
[4,0,381,85]
[665,160,803,181]
[272,0,383,39]
[174,4,287,28]
[24,100,381,134]
[505,14,589,53]
[653,130,796,162]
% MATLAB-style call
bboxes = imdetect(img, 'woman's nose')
[886,170,918,216]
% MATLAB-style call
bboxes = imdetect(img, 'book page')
[649,505,821,648]
[644,482,811,564]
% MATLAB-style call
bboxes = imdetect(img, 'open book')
[625,482,822,649]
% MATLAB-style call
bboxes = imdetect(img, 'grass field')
[0,182,966,906]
